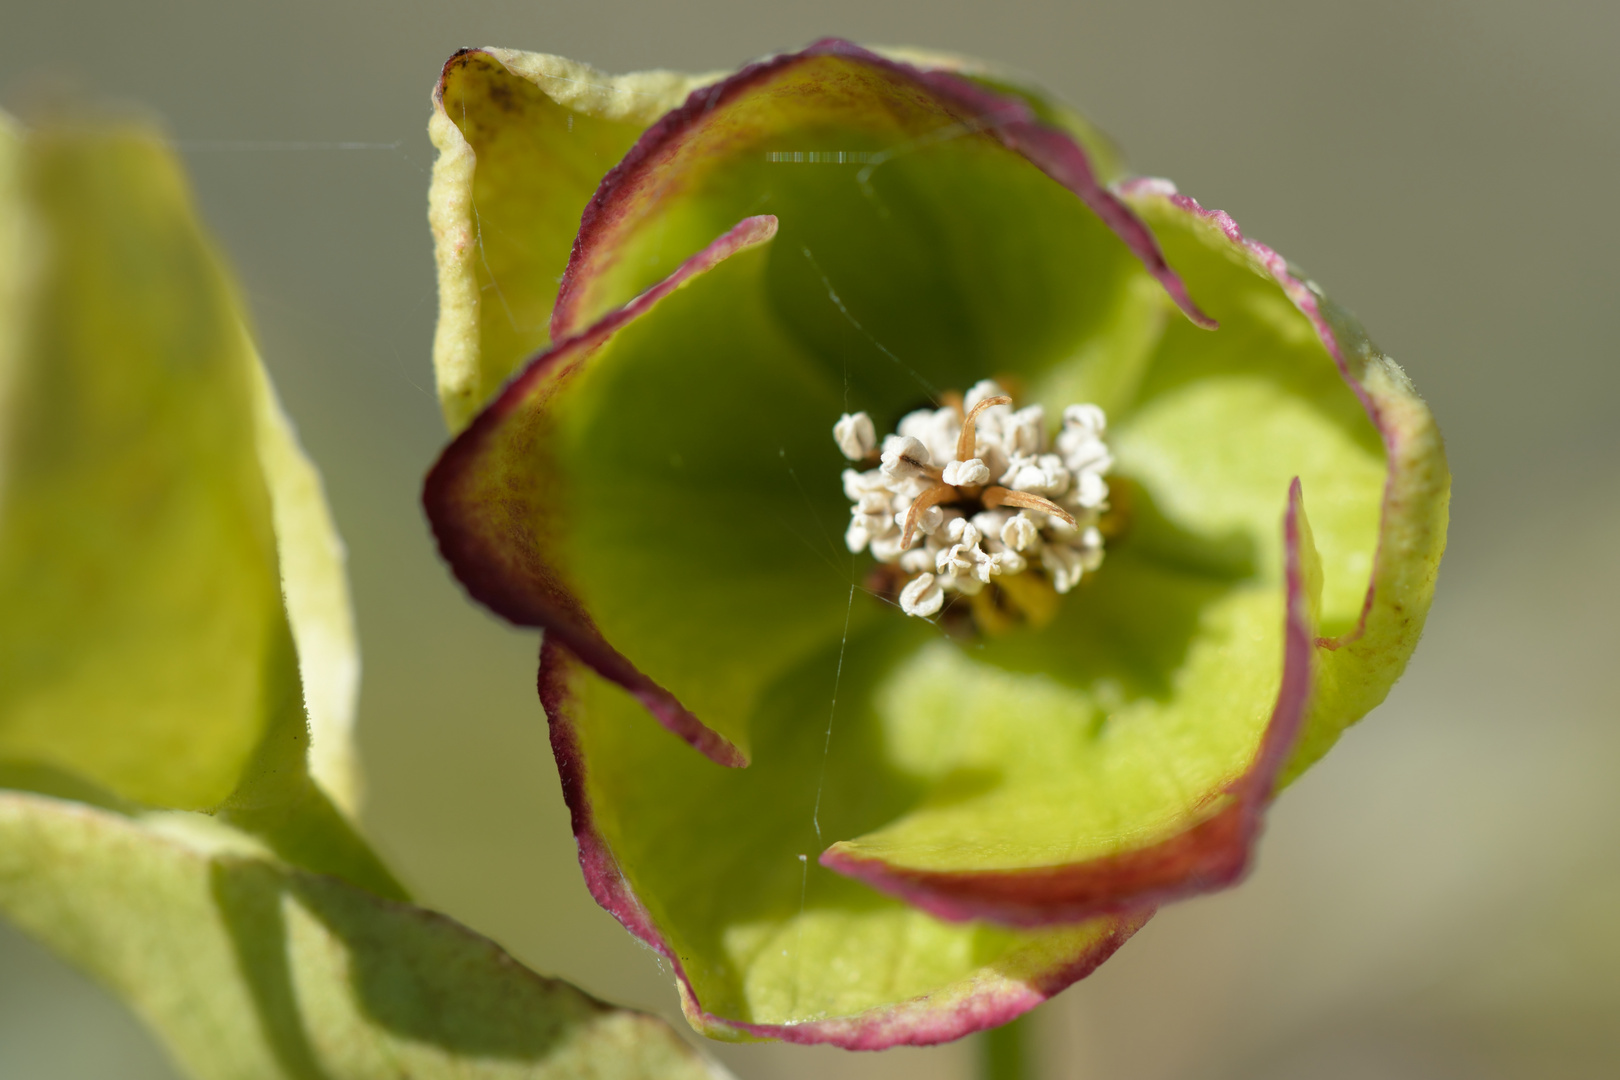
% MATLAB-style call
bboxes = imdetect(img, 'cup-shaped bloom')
[424,40,1448,1046]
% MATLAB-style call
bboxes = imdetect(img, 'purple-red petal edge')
[551,38,1215,339]
[424,216,781,768]
[541,634,1155,1048]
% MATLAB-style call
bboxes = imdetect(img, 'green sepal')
[1117,183,1449,786]
[429,49,718,431]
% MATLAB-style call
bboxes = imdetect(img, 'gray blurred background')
[2,2,1616,1077]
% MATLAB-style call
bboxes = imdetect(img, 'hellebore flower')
[424,40,1448,1046]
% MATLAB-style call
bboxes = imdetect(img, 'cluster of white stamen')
[835,379,1112,620]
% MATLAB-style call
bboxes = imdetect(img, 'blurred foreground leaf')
[0,790,727,1080]
[0,115,730,1080]
[0,112,337,815]
[0,108,398,898]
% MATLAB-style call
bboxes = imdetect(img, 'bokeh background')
[3,1,1616,1077]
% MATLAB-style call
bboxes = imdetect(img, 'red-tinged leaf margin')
[1120,179,1385,649]
[423,216,782,769]
[1118,179,1447,786]
[550,38,1215,341]
[540,635,1154,1049]
[820,476,1317,925]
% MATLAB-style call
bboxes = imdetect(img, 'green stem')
[980,1013,1032,1080]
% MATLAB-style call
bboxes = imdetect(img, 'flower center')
[834,379,1113,632]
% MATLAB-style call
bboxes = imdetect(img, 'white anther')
[1042,543,1086,594]
[855,498,897,531]
[899,573,945,617]
[1001,512,1040,552]
[942,457,991,487]
[1058,405,1112,475]
[936,537,994,583]
[1063,403,1107,436]
[936,542,974,578]
[992,549,1028,576]
[855,511,895,541]
[870,532,909,562]
[977,442,1010,489]
[1079,526,1105,572]
[1006,453,1070,497]
[899,547,935,574]
[1009,463,1046,492]
[945,518,981,547]
[1073,470,1109,510]
[898,407,960,466]
[833,412,877,460]
[880,432,923,460]
[845,519,870,554]
[896,409,936,442]
[914,504,947,536]
[972,509,1011,541]
[856,490,891,516]
[1060,434,1112,476]
[1004,404,1047,456]
[880,435,933,483]
[842,468,887,502]
[997,454,1022,487]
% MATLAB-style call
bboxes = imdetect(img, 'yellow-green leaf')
[250,361,363,817]
[0,790,729,1080]
[0,118,300,812]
